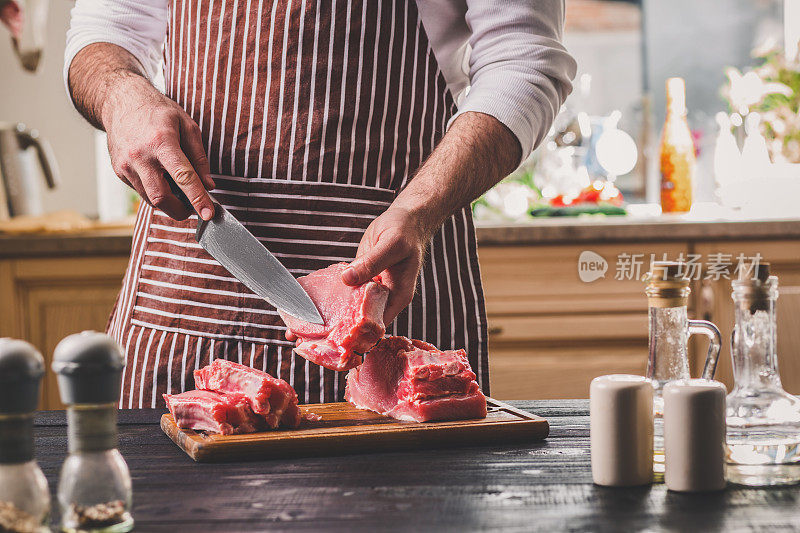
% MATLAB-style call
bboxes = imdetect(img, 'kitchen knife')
[166,175,324,325]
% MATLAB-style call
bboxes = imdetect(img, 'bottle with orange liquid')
[659,78,695,213]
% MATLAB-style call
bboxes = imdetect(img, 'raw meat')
[163,390,263,435]
[345,336,487,422]
[194,359,301,429]
[279,262,389,371]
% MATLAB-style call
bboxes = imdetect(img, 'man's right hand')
[68,43,215,221]
[102,74,216,221]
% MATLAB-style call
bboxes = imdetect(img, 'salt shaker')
[52,332,133,532]
[663,379,727,492]
[590,375,654,487]
[0,339,50,532]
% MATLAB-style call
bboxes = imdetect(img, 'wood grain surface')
[161,399,548,462]
[34,401,800,531]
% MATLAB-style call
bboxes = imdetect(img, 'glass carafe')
[725,263,800,486]
[644,262,722,473]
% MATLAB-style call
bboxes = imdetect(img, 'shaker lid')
[52,331,125,405]
[0,338,44,414]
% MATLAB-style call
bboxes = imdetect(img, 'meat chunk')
[345,336,487,422]
[163,390,263,435]
[279,262,389,371]
[194,359,301,429]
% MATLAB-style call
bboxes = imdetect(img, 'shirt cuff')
[448,75,554,166]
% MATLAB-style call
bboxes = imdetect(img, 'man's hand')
[103,74,215,220]
[0,1,22,38]
[343,111,520,325]
[69,43,215,221]
[343,207,430,324]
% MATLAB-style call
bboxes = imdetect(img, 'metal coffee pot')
[0,122,59,219]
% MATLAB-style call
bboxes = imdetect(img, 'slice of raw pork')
[345,336,487,422]
[279,262,389,371]
[163,390,264,435]
[194,359,301,429]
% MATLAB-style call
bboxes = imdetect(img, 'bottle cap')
[738,261,770,282]
[52,331,125,405]
[0,339,44,414]
[644,261,691,307]
[733,262,776,311]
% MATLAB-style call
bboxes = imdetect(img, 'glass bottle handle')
[688,319,722,380]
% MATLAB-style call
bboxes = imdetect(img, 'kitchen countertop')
[35,400,800,531]
[475,215,800,245]
[2,215,800,258]
[0,227,135,258]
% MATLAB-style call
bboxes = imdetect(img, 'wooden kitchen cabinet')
[481,242,690,400]
[481,239,800,400]
[0,256,127,409]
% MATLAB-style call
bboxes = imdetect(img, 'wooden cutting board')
[161,398,548,462]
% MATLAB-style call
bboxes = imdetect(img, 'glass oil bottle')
[726,263,800,486]
[644,261,722,474]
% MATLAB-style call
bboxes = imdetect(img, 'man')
[65,0,575,408]
[0,1,22,38]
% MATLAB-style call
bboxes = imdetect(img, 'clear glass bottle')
[0,338,50,532]
[53,332,133,533]
[726,263,800,486]
[644,262,722,474]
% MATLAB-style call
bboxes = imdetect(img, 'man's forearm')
[68,42,152,130]
[393,111,521,237]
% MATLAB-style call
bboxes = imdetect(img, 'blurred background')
[2,0,800,406]
[0,0,795,221]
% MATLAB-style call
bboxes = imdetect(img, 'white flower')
[725,68,793,113]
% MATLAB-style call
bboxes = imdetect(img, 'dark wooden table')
[34,400,800,532]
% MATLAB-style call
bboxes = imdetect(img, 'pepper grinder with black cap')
[52,331,133,533]
[0,338,49,532]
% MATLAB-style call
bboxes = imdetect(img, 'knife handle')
[164,171,194,212]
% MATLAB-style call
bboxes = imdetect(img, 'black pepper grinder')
[0,338,49,532]
[52,331,133,533]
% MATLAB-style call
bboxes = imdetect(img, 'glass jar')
[52,332,133,532]
[0,419,50,532]
[0,339,49,532]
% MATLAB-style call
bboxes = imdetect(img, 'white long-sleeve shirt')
[64,0,576,162]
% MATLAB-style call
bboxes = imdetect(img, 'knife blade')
[165,174,324,324]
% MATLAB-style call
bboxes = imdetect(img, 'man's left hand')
[342,206,431,325]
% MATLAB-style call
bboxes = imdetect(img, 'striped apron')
[108,0,489,408]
